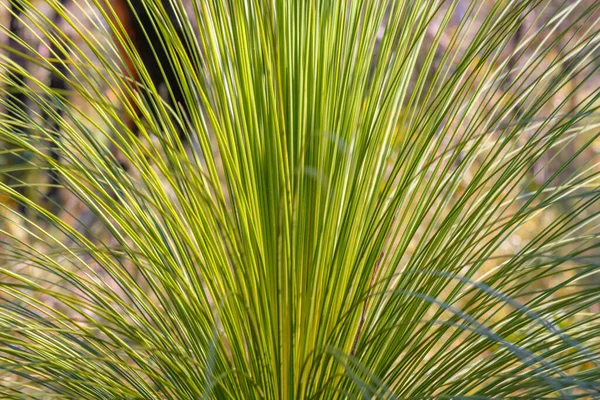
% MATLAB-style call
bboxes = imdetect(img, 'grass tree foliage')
[1,0,600,398]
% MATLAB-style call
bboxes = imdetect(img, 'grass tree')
[1,0,600,398]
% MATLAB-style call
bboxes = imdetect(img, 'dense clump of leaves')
[1,0,599,398]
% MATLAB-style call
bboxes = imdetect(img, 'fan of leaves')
[0,0,599,398]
